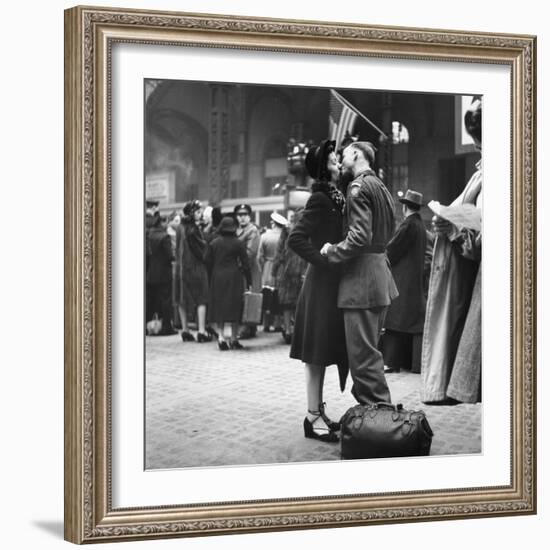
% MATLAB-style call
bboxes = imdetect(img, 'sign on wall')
[145,172,175,204]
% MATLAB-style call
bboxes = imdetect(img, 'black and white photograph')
[57,1,539,544]
[144,79,483,470]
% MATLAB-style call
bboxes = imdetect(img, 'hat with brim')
[270,212,289,227]
[219,216,237,235]
[398,189,424,208]
[305,139,336,180]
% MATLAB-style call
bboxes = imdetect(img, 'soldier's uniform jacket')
[326,169,398,309]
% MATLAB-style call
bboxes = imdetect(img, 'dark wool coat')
[146,226,174,284]
[208,234,251,323]
[175,221,209,310]
[288,182,348,391]
[384,212,428,333]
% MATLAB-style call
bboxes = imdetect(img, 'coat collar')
[355,168,376,179]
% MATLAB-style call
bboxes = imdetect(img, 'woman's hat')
[398,189,424,208]
[218,216,237,234]
[270,212,289,227]
[305,139,336,180]
[183,200,202,216]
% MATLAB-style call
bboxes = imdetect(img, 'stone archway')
[145,80,209,203]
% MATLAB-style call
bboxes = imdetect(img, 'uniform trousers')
[343,306,391,405]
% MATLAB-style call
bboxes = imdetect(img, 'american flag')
[329,89,358,150]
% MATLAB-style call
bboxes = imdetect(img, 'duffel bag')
[340,402,433,459]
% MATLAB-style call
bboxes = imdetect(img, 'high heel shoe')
[205,325,219,339]
[319,402,341,432]
[197,332,212,343]
[180,330,195,342]
[229,339,244,350]
[218,339,229,351]
[303,412,339,443]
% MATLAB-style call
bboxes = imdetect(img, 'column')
[208,84,231,204]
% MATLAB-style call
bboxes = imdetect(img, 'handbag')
[340,402,433,459]
[146,313,162,336]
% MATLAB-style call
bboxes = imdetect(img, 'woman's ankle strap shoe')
[319,402,341,431]
[303,415,339,443]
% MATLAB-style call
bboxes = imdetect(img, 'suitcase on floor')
[241,291,263,325]
[340,402,433,459]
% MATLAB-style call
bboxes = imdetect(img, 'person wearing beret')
[288,139,348,443]
[175,200,211,343]
[207,216,252,350]
[321,141,398,407]
[381,189,428,374]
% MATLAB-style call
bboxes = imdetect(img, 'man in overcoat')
[382,189,428,373]
[321,141,398,405]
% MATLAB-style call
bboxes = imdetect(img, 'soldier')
[321,141,398,405]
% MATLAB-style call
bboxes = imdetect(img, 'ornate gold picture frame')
[64,5,536,544]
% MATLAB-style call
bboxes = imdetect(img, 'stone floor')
[145,329,481,470]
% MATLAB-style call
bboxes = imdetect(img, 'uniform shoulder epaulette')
[349,180,362,197]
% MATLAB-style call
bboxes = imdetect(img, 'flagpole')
[332,90,388,140]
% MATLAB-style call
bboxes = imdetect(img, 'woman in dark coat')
[382,189,428,373]
[175,200,210,343]
[208,216,252,350]
[288,139,348,443]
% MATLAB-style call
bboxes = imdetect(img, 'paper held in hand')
[427,201,482,232]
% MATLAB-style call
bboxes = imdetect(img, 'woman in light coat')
[421,97,482,404]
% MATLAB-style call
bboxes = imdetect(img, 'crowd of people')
[146,96,483,444]
[146,199,308,350]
